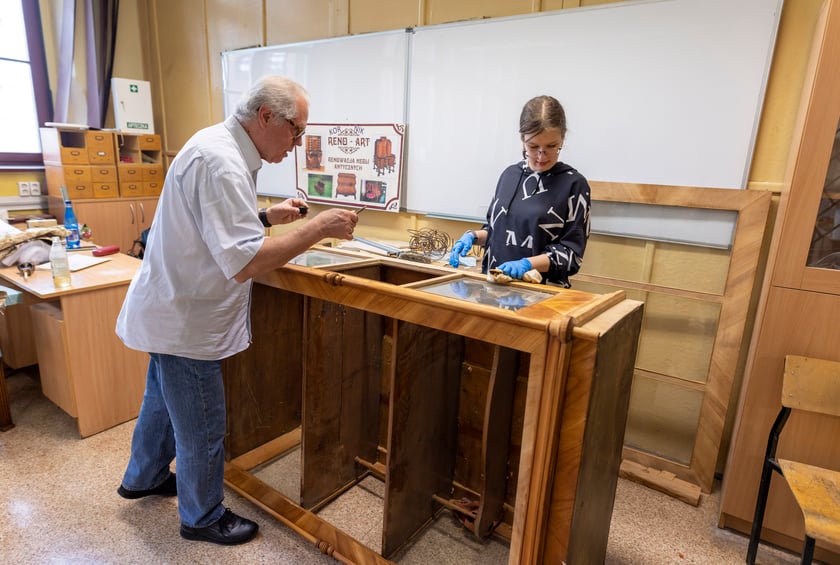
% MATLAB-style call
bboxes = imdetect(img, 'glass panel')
[572,280,719,384]
[807,116,840,269]
[0,1,29,62]
[289,249,367,267]
[420,278,552,311]
[624,374,703,465]
[0,60,40,153]
[580,234,730,295]
[635,294,718,384]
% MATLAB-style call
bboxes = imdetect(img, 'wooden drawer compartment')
[118,164,143,182]
[45,165,93,199]
[93,182,119,198]
[144,181,163,196]
[40,128,88,164]
[138,134,161,150]
[142,164,164,181]
[91,166,117,182]
[119,182,144,198]
[86,131,115,164]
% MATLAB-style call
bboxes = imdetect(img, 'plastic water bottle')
[49,236,71,289]
[64,199,80,249]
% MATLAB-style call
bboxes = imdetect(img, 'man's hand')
[309,208,358,241]
[268,198,309,225]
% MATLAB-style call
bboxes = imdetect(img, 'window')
[0,0,52,168]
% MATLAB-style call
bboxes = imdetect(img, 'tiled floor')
[0,369,803,564]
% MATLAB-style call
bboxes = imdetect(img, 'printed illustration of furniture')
[373,137,395,176]
[305,135,323,169]
[336,173,357,197]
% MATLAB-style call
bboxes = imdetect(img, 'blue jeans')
[121,353,226,528]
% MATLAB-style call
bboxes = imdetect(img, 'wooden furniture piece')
[0,252,148,437]
[40,128,163,199]
[221,248,643,564]
[720,2,840,562]
[746,355,840,565]
[48,197,158,257]
[40,127,163,256]
[571,183,771,497]
[0,284,23,431]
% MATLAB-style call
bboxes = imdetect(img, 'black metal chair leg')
[801,535,815,565]
[746,459,775,564]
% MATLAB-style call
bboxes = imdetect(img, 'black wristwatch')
[258,208,271,228]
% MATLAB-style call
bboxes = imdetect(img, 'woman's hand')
[449,231,477,268]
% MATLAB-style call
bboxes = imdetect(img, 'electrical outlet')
[29,181,41,195]
[17,181,31,197]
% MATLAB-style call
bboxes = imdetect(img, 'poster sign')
[295,123,404,211]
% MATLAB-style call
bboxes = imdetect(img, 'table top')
[0,250,141,299]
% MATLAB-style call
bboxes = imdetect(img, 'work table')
[0,250,147,437]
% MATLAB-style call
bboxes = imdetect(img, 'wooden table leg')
[0,360,14,431]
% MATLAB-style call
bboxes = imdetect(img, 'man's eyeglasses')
[285,118,306,140]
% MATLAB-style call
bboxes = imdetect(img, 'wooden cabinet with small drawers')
[40,128,165,199]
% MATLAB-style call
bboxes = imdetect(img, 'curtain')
[53,0,119,127]
[84,0,119,128]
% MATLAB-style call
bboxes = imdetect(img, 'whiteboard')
[221,30,409,197]
[404,0,782,244]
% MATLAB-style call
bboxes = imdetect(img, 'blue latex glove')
[449,231,476,268]
[497,258,532,280]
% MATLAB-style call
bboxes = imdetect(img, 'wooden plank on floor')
[619,459,701,506]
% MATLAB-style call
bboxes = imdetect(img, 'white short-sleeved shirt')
[116,116,265,360]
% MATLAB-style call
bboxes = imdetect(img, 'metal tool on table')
[352,236,431,264]
[17,262,34,281]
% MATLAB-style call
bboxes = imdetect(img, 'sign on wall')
[294,123,404,211]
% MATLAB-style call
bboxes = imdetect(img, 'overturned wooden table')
[222,247,644,564]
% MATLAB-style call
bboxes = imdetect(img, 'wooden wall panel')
[206,0,263,121]
[579,236,650,283]
[423,0,534,25]
[635,294,718,383]
[349,0,419,34]
[650,243,729,295]
[266,0,349,45]
[150,0,213,150]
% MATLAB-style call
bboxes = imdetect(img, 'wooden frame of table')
[221,248,644,564]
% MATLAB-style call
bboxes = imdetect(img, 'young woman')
[449,95,591,287]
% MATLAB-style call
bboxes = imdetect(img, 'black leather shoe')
[180,508,258,545]
[117,473,177,499]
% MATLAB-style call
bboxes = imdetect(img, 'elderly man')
[114,76,358,545]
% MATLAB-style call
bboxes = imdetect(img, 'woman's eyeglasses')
[524,145,562,157]
[285,118,306,140]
